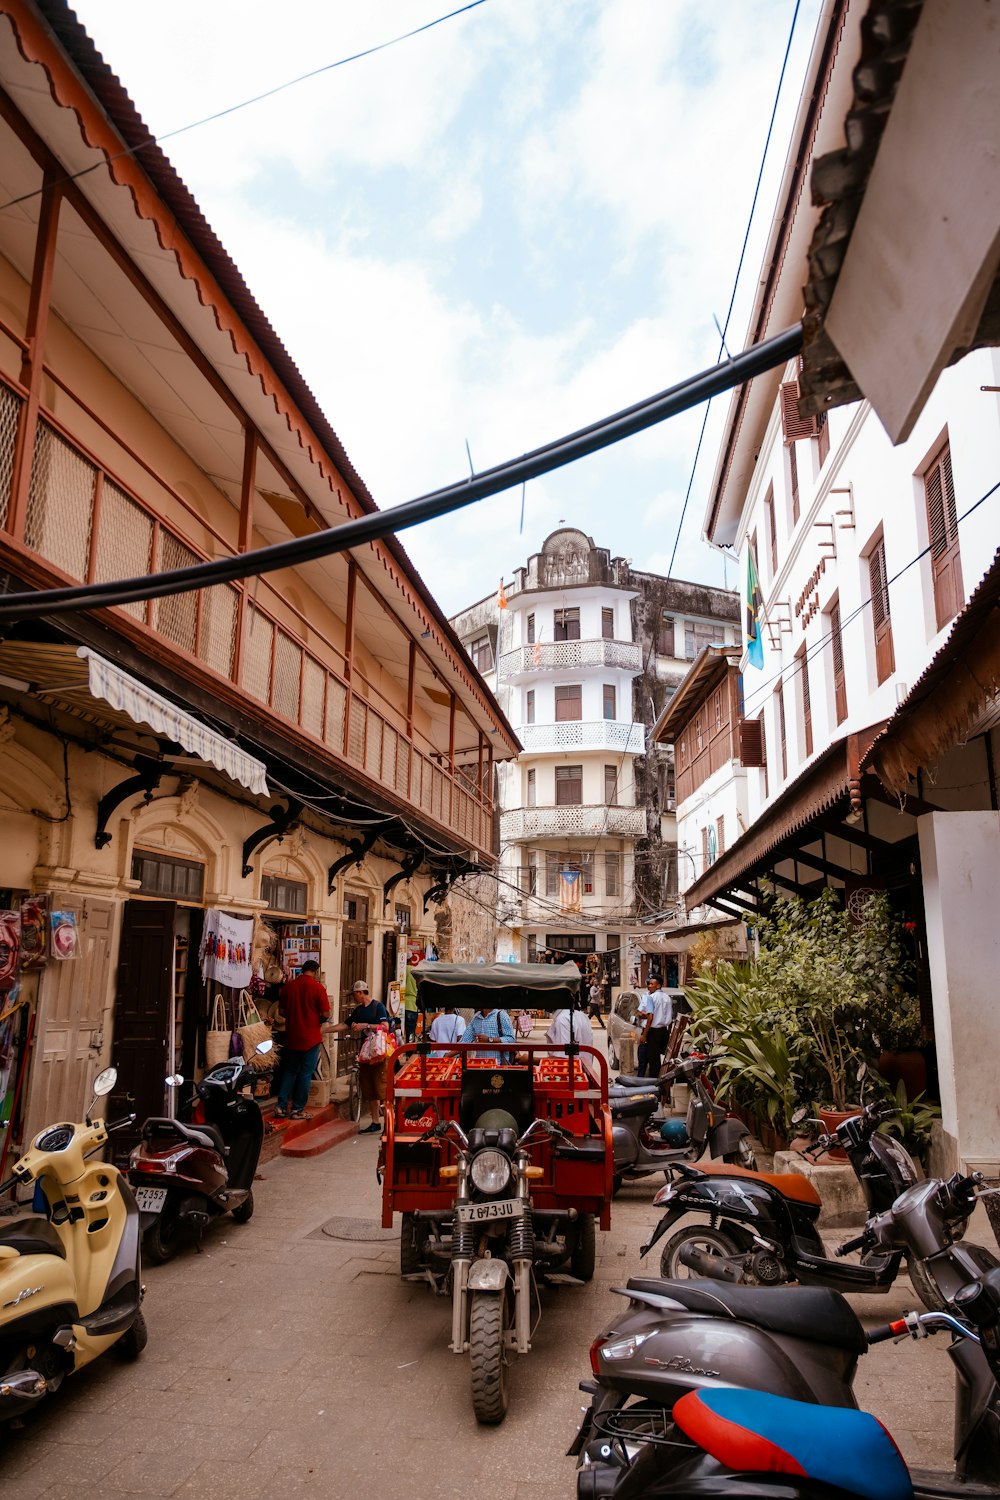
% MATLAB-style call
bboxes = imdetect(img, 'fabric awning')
[412,960,583,1012]
[0,640,268,796]
[77,650,269,794]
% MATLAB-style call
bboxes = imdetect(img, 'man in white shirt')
[545,1007,592,1050]
[639,977,673,1079]
[428,1006,465,1056]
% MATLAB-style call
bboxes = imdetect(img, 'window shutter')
[739,717,765,767]
[925,441,963,629]
[869,540,895,684]
[831,600,847,725]
[789,440,799,525]
[780,380,819,443]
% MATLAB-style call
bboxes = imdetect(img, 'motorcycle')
[0,1067,146,1423]
[570,1167,1000,1480]
[642,1096,942,1305]
[585,1268,1000,1500]
[611,1054,756,1193]
[128,1042,272,1263]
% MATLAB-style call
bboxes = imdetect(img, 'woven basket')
[307,1041,332,1108]
[205,994,231,1068]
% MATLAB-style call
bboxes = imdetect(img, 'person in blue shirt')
[460,1006,515,1064]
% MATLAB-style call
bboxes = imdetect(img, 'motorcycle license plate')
[135,1187,167,1214]
[455,1199,519,1224]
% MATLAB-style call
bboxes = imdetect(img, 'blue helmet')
[660,1118,689,1146]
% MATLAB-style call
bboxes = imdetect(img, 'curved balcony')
[499,638,641,679]
[501,803,646,843]
[519,720,646,754]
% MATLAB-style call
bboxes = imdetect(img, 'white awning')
[76,649,269,795]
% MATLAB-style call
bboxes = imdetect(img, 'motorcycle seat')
[682,1159,822,1208]
[610,1092,658,1119]
[613,1075,664,1091]
[143,1118,228,1155]
[625,1276,868,1355]
[0,1214,66,1259]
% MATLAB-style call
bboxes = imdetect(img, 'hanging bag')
[205,993,231,1068]
[237,990,272,1069]
[358,1024,388,1065]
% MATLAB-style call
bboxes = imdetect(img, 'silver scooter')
[570,1168,1000,1481]
[610,1054,755,1193]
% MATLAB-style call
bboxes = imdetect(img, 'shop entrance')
[108,900,174,1161]
[338,894,370,1072]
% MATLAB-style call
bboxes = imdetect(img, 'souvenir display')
[51,909,79,960]
[0,910,20,989]
[19,896,48,969]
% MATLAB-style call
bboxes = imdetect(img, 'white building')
[654,0,1000,1174]
[452,529,738,986]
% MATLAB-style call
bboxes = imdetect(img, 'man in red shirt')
[274,960,333,1119]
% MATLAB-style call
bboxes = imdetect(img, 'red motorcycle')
[128,1045,270,1263]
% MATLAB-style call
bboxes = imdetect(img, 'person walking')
[587,981,606,1029]
[460,1005,516,1064]
[274,961,331,1119]
[349,979,390,1133]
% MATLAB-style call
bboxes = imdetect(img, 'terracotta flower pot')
[817,1107,860,1161]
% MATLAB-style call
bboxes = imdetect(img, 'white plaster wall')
[675,761,749,892]
[917,811,1000,1172]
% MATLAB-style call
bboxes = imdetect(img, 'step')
[279,1105,359,1158]
[259,1101,341,1163]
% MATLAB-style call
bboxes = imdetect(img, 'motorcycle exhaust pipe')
[678,1241,742,1281]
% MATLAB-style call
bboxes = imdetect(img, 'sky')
[71,0,822,617]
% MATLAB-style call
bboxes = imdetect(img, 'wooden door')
[23,895,115,1146]
[339,894,370,1021]
[109,900,174,1160]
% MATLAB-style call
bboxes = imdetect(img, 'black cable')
[0,2,491,215]
[0,323,803,623]
[665,0,804,580]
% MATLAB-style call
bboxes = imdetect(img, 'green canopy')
[411,960,583,1012]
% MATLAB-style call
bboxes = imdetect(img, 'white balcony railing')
[501,803,646,843]
[499,638,642,677]
[519,720,646,754]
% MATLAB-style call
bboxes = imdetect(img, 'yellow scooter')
[0,1067,146,1422]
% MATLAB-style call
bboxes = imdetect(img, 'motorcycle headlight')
[469,1148,512,1196]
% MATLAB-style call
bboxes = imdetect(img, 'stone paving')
[0,1037,984,1496]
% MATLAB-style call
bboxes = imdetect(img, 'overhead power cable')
[0,323,803,624]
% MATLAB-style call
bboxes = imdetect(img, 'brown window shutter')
[925,441,963,630]
[815,409,830,466]
[789,440,799,525]
[739,716,765,767]
[831,600,847,724]
[800,650,813,759]
[869,540,895,684]
[776,682,787,780]
[779,380,819,443]
[765,484,777,575]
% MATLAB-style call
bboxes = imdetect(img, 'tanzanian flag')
[746,545,764,669]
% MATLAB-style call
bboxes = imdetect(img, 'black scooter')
[594,1268,1000,1500]
[128,1043,271,1263]
[643,1097,933,1301]
[611,1054,756,1193]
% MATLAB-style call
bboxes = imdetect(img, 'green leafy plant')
[878,1080,941,1167]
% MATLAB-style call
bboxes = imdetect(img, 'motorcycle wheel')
[144,1208,183,1265]
[571,1213,596,1281]
[724,1137,759,1171]
[231,1189,254,1224]
[607,1037,619,1070]
[906,1253,948,1312]
[348,1068,362,1124]
[117,1309,148,1360]
[469,1291,510,1424]
[659,1225,739,1280]
[400,1211,428,1277]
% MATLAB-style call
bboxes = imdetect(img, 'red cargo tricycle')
[378,961,612,1424]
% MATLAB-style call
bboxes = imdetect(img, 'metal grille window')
[544,932,595,955]
[868,537,895,685]
[555,684,582,721]
[92,481,154,624]
[0,382,20,529]
[154,532,200,653]
[394,905,411,932]
[131,849,205,900]
[26,419,94,580]
[604,763,618,806]
[471,635,494,672]
[604,852,620,897]
[830,598,847,724]
[262,874,308,915]
[545,853,593,897]
[553,608,580,642]
[601,608,614,640]
[924,440,963,630]
[602,684,616,720]
[716,816,725,856]
[555,765,583,806]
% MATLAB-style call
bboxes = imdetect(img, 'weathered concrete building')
[451,530,737,985]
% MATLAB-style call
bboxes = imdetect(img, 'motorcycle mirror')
[92,1067,117,1097]
[791,1106,808,1125]
[165,1073,185,1087]
[255,1039,273,1056]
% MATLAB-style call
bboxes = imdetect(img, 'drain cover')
[320,1216,399,1242]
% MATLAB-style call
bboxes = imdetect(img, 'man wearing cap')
[349,980,390,1133]
[274,960,332,1119]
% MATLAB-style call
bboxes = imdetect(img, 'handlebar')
[866,1309,980,1345]
[105,1114,136,1132]
[836,1231,871,1257]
